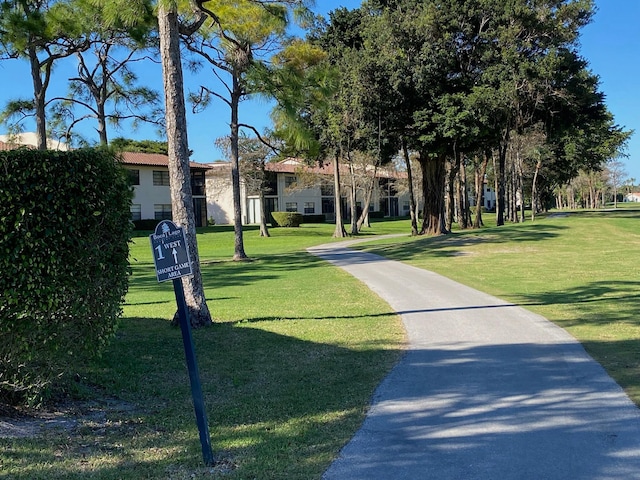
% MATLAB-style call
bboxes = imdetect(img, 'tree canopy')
[0,0,631,232]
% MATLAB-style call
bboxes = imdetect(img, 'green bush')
[271,211,304,227]
[302,214,326,223]
[133,218,161,230]
[0,148,133,405]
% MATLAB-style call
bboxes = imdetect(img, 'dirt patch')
[0,398,136,439]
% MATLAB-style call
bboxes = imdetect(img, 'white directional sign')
[149,220,193,282]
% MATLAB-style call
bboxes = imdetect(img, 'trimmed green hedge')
[0,148,133,405]
[302,214,326,223]
[133,218,161,230]
[271,211,304,227]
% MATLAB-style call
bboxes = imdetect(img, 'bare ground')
[0,397,136,439]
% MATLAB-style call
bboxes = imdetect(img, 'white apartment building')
[206,158,411,225]
[120,152,210,227]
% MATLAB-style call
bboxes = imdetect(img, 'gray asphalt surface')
[308,240,640,480]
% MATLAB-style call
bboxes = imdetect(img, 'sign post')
[150,220,214,466]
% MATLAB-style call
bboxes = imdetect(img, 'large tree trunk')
[531,159,542,221]
[473,151,490,229]
[401,138,419,236]
[230,71,248,260]
[458,155,470,229]
[445,154,458,233]
[356,166,377,232]
[496,140,507,226]
[258,169,270,237]
[348,161,358,235]
[419,152,448,236]
[332,154,347,238]
[158,2,212,328]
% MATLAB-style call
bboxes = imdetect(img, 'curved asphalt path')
[308,239,640,480]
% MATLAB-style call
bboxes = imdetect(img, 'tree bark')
[332,154,347,238]
[531,159,542,221]
[230,70,248,260]
[258,169,270,237]
[348,161,358,235]
[445,153,458,233]
[473,151,489,229]
[158,2,212,328]
[401,138,419,236]
[459,155,470,229]
[496,140,507,226]
[28,46,47,150]
[419,152,448,236]
[516,150,524,223]
[356,166,376,232]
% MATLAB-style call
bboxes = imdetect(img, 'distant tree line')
[301,0,631,234]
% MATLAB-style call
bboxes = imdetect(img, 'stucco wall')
[129,166,171,220]
[205,166,247,225]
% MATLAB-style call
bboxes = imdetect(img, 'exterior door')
[193,197,207,227]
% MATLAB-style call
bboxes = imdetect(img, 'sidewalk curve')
[308,239,640,480]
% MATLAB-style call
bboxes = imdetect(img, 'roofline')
[119,151,211,171]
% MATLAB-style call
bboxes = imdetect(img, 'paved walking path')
[308,239,640,480]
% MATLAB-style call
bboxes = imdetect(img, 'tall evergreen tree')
[0,0,92,148]
[184,0,317,256]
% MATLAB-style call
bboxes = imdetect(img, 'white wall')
[128,166,171,220]
[205,166,247,225]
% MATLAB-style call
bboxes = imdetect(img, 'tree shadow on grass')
[508,280,640,405]
[127,251,329,298]
[1,316,402,479]
[360,223,568,260]
[7,315,640,479]
[513,280,640,329]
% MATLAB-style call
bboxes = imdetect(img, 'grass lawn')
[1,221,407,480]
[3,211,640,478]
[358,208,640,404]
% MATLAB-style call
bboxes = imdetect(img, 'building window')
[264,171,278,195]
[285,175,296,189]
[191,170,205,196]
[131,204,141,221]
[304,202,315,214]
[322,198,334,214]
[379,177,398,197]
[193,197,207,227]
[128,169,140,186]
[154,204,172,220]
[403,201,410,212]
[285,202,298,212]
[153,170,170,186]
[320,183,334,196]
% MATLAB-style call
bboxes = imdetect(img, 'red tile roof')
[119,151,210,171]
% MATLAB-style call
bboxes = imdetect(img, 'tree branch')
[238,123,280,154]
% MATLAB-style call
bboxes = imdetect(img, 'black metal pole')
[173,278,215,466]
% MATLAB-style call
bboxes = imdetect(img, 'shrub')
[368,211,384,219]
[0,148,133,406]
[133,218,160,230]
[302,214,326,224]
[271,211,304,227]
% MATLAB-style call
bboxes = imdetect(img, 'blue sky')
[0,0,638,182]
